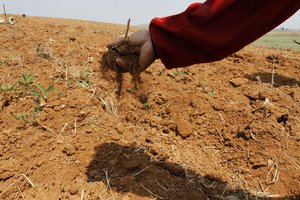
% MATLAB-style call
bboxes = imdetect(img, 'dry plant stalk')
[101,18,141,96]
[3,4,7,20]
[99,93,118,117]
[293,39,300,45]
[36,44,52,59]
[140,184,163,200]
[0,174,35,197]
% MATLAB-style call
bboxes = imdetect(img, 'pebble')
[175,118,193,138]
[62,144,76,156]
[69,187,78,195]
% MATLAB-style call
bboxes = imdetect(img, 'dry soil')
[0,16,300,200]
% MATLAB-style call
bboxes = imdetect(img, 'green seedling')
[10,111,38,126]
[174,70,188,76]
[198,81,216,97]
[32,84,57,102]
[17,74,35,96]
[78,68,93,87]
[78,80,92,87]
[10,104,42,126]
[4,73,57,126]
[1,83,17,93]
[0,59,7,66]
[143,102,151,109]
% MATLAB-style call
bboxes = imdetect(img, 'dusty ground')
[0,16,300,200]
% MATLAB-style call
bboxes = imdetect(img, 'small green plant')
[78,80,92,87]
[174,70,188,76]
[198,81,216,97]
[3,73,57,126]
[10,111,38,126]
[17,74,35,96]
[198,81,208,92]
[1,83,17,94]
[31,84,57,102]
[78,68,93,87]
[142,102,151,109]
[15,74,57,102]
[0,59,8,66]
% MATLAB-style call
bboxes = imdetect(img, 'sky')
[1,0,300,29]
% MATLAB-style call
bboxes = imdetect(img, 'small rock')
[57,139,63,144]
[76,111,89,122]
[39,98,46,107]
[249,157,266,169]
[53,106,61,111]
[74,143,86,151]
[62,144,76,156]
[85,129,92,134]
[69,187,79,195]
[175,118,193,138]
[229,78,248,87]
[267,160,274,167]
[150,143,161,155]
[0,171,13,181]
[35,159,44,167]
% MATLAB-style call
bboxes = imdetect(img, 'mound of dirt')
[0,15,300,200]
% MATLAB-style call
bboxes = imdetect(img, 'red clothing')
[149,0,300,69]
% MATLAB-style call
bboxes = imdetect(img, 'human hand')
[106,30,156,73]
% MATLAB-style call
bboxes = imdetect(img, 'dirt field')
[0,16,300,200]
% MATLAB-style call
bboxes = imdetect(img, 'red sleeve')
[149,0,300,69]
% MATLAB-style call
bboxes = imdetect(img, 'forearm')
[149,0,300,69]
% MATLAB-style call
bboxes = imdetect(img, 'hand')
[107,30,156,73]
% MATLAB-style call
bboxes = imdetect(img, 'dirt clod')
[175,118,193,138]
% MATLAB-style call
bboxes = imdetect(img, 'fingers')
[106,37,124,48]
[139,41,156,71]
[106,30,155,73]
[128,30,150,46]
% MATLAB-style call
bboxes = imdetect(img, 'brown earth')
[0,15,300,200]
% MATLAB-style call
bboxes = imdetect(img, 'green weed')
[10,111,38,126]
[0,59,8,66]
[78,68,93,87]
[32,84,57,102]
[3,73,57,126]
[17,74,35,96]
[174,70,188,76]
[1,83,17,94]
[198,81,216,97]
[142,102,151,109]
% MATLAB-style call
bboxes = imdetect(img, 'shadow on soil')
[245,72,300,87]
[86,142,299,200]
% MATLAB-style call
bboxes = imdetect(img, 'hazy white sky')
[1,0,300,29]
